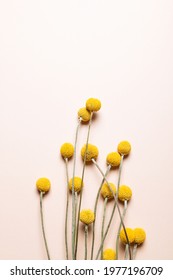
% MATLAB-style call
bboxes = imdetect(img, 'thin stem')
[65,158,69,260]
[91,164,111,260]
[125,244,129,259]
[116,200,128,260]
[40,191,50,260]
[75,112,94,259]
[74,191,78,249]
[84,225,88,260]
[92,158,132,260]
[117,155,124,195]
[72,118,81,260]
[132,243,138,260]
[101,197,108,259]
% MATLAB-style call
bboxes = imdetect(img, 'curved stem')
[90,165,111,260]
[40,191,50,260]
[132,243,138,260]
[117,155,124,195]
[125,244,129,259]
[101,197,108,259]
[84,225,88,260]
[116,200,128,260]
[65,158,69,260]
[75,112,93,259]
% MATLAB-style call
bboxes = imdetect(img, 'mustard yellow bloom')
[118,185,132,201]
[134,228,146,245]
[120,228,134,244]
[117,141,131,156]
[81,144,99,162]
[101,183,116,199]
[103,248,116,260]
[106,152,121,167]
[60,143,74,159]
[78,107,91,122]
[69,177,83,193]
[36,177,51,193]
[80,209,95,225]
[86,98,101,112]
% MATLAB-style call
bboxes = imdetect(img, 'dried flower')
[120,228,134,244]
[101,182,116,199]
[118,185,132,201]
[78,107,91,122]
[81,144,99,162]
[69,177,83,193]
[117,141,131,156]
[86,98,101,112]
[134,228,146,245]
[60,143,74,159]
[80,209,95,225]
[36,178,51,193]
[103,248,116,260]
[106,152,121,167]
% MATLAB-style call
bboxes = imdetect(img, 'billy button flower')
[78,108,91,122]
[60,142,74,260]
[86,98,101,112]
[103,248,116,260]
[80,209,95,260]
[133,228,146,259]
[36,178,51,260]
[120,228,134,259]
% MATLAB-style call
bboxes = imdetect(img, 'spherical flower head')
[120,228,134,244]
[80,209,95,225]
[106,152,121,167]
[68,177,83,193]
[36,177,51,193]
[117,141,131,156]
[101,183,116,200]
[134,228,146,245]
[81,144,99,162]
[118,185,132,202]
[60,143,74,159]
[103,248,116,260]
[86,98,101,112]
[78,107,91,122]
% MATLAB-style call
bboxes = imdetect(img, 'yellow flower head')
[118,185,132,201]
[117,141,131,156]
[81,144,99,162]
[78,107,91,122]
[80,209,95,225]
[106,152,121,167]
[60,143,74,159]
[68,177,83,193]
[101,183,116,199]
[103,248,116,260]
[86,98,101,112]
[36,177,51,193]
[120,228,134,244]
[134,228,146,245]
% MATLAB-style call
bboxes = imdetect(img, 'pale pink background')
[0,1,173,260]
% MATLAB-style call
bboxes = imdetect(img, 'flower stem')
[125,244,129,259]
[132,243,138,260]
[65,158,70,260]
[75,112,93,259]
[117,155,124,194]
[116,200,128,260]
[40,191,50,260]
[90,165,111,260]
[101,197,108,259]
[84,225,88,260]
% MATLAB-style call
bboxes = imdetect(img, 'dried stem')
[125,244,129,259]
[65,158,70,259]
[84,225,88,260]
[116,200,128,260]
[101,197,108,259]
[40,191,50,260]
[132,243,138,260]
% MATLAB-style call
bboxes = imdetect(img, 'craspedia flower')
[134,228,146,245]
[120,228,135,244]
[80,209,95,225]
[36,177,51,193]
[101,182,116,199]
[81,144,99,162]
[68,177,83,193]
[78,107,91,122]
[117,141,131,156]
[103,248,116,260]
[86,98,101,112]
[60,143,74,159]
[106,152,121,167]
[118,185,132,202]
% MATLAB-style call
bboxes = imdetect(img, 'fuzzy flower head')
[78,107,91,122]
[120,228,135,244]
[101,182,116,200]
[36,177,51,193]
[106,152,121,167]
[68,177,83,193]
[103,248,116,260]
[86,98,101,112]
[134,228,146,245]
[81,144,99,162]
[117,141,131,156]
[118,185,132,202]
[60,143,74,159]
[80,209,95,225]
